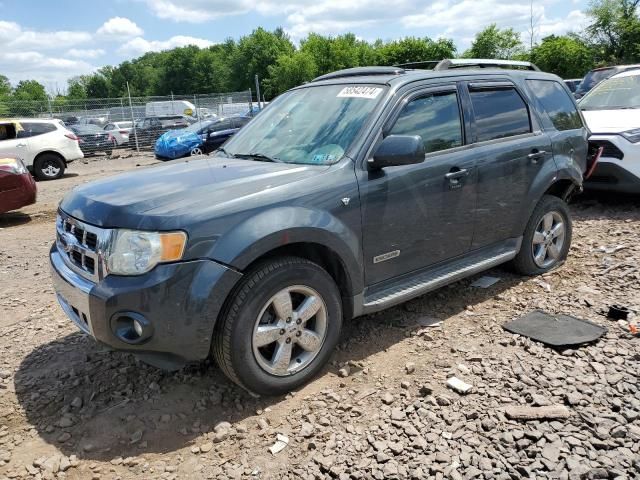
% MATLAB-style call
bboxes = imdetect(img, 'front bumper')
[50,243,242,366]
[586,134,640,193]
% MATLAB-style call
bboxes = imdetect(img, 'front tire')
[34,154,65,180]
[512,195,572,275]
[213,257,342,396]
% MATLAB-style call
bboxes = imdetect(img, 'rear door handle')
[16,143,27,148]
[445,168,469,180]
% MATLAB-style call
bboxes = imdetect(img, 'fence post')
[46,96,53,119]
[248,88,253,115]
[193,94,199,121]
[254,74,262,110]
[127,82,140,153]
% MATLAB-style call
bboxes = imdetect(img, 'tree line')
[1,0,639,111]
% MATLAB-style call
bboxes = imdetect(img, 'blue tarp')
[154,130,203,160]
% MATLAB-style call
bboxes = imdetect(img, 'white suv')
[580,70,640,193]
[0,119,84,180]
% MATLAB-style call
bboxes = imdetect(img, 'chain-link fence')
[0,90,254,154]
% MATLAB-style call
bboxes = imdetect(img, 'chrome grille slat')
[55,212,111,282]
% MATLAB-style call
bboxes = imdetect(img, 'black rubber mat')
[503,310,607,347]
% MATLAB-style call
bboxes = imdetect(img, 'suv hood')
[582,109,640,133]
[60,156,328,230]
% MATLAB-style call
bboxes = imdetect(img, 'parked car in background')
[580,69,640,193]
[133,115,195,147]
[0,119,83,180]
[104,121,133,146]
[0,157,36,213]
[574,64,640,98]
[154,116,252,160]
[50,62,590,395]
[69,125,114,156]
[564,78,582,93]
[77,116,108,127]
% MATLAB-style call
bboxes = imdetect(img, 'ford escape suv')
[50,62,590,395]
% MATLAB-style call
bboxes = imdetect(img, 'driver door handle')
[16,143,27,148]
[528,150,547,162]
[445,168,469,180]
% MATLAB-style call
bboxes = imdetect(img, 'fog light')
[111,312,152,344]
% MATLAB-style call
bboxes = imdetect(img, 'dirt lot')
[0,156,639,480]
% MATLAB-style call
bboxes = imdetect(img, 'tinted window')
[527,80,583,130]
[233,117,251,128]
[389,92,463,154]
[469,87,531,142]
[577,68,615,94]
[17,122,56,138]
[210,120,234,132]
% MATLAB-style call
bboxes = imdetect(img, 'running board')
[362,240,520,313]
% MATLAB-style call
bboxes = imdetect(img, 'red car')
[0,157,37,214]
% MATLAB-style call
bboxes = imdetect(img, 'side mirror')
[369,135,425,169]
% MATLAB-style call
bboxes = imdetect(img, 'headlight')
[621,128,640,143]
[106,230,187,275]
[0,158,27,175]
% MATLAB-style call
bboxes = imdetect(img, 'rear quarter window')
[527,80,583,131]
[17,122,56,138]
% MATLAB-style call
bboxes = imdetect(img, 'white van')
[145,100,197,118]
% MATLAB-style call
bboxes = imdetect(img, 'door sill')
[361,238,521,314]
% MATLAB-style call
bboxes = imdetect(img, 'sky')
[1,0,589,93]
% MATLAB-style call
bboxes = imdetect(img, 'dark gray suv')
[50,64,590,395]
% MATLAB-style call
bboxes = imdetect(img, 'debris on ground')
[268,434,289,455]
[446,376,473,394]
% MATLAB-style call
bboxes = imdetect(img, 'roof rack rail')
[394,58,541,71]
[311,66,405,82]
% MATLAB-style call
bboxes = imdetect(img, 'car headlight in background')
[106,230,187,275]
[621,128,640,143]
[0,158,28,175]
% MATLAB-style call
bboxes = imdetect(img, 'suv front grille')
[590,140,624,160]
[56,213,110,282]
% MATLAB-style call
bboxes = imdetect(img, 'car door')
[525,79,588,174]
[0,123,31,166]
[358,85,478,286]
[464,81,553,249]
[205,119,235,150]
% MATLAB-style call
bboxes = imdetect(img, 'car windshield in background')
[580,74,640,110]
[71,125,105,134]
[577,68,615,94]
[184,120,216,133]
[221,84,386,165]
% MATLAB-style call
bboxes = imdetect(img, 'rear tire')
[213,256,342,396]
[512,195,572,276]
[34,154,65,180]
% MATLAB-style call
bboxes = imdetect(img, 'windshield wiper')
[216,147,235,158]
[234,152,282,163]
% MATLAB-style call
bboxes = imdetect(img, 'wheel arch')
[34,150,67,166]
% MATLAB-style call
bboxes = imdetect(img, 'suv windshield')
[580,74,640,110]
[221,84,386,165]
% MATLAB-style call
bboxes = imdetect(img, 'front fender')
[208,206,364,294]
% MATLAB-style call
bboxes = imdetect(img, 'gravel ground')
[0,157,639,480]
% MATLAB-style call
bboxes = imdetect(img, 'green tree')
[464,24,524,59]
[231,27,295,91]
[0,75,11,98]
[586,0,640,63]
[66,77,88,100]
[265,51,318,95]
[376,37,456,66]
[531,35,594,77]
[12,80,47,101]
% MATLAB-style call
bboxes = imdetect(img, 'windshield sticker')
[312,153,336,164]
[337,86,383,99]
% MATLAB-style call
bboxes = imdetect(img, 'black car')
[202,116,251,153]
[69,125,114,156]
[574,64,640,98]
[51,60,592,396]
[131,115,194,147]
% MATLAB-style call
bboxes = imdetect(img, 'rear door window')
[527,80,583,131]
[17,122,56,138]
[469,86,531,142]
[388,91,463,154]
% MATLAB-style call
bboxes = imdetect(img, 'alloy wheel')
[532,211,566,268]
[252,285,328,377]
